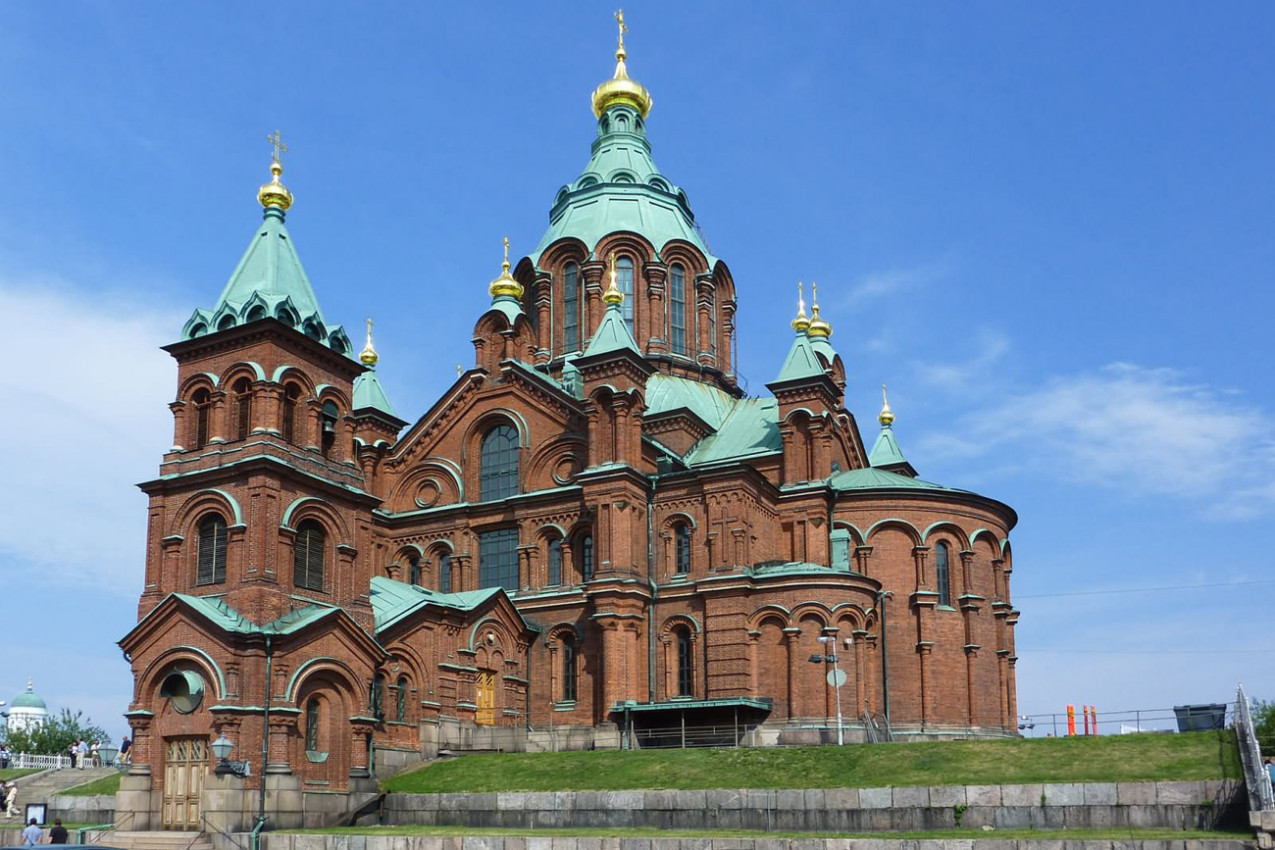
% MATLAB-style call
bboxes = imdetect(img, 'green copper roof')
[867,424,909,469]
[810,334,838,366]
[485,294,525,326]
[829,466,960,493]
[353,367,396,416]
[369,576,506,635]
[774,331,826,383]
[169,593,340,635]
[531,104,716,265]
[644,373,782,466]
[10,680,46,710]
[646,373,734,430]
[180,206,353,356]
[584,298,642,357]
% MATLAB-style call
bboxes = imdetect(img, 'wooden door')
[162,737,207,830]
[475,670,496,725]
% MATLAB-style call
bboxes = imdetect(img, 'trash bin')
[1173,703,1227,732]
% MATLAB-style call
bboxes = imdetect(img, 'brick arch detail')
[138,645,227,703]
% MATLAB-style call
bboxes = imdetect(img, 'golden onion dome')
[489,236,524,299]
[359,318,379,367]
[258,160,293,210]
[807,281,832,338]
[603,255,625,305]
[591,10,652,119]
[791,281,810,333]
[879,383,895,426]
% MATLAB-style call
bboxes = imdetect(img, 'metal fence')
[1236,682,1274,812]
[1,753,92,770]
[1017,704,1234,737]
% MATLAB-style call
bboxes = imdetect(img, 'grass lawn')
[290,826,1251,841]
[60,773,121,796]
[0,769,38,782]
[382,730,1240,793]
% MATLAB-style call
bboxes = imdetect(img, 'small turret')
[867,384,916,477]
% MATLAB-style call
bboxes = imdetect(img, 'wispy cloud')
[845,259,952,303]
[919,362,1275,518]
[0,279,179,595]
[914,327,1010,387]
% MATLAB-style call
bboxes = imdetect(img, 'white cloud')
[0,279,179,595]
[914,327,1010,387]
[845,259,951,303]
[919,362,1275,517]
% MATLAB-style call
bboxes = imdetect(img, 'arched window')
[408,555,420,586]
[439,552,452,593]
[192,389,211,449]
[561,634,578,702]
[669,264,687,355]
[196,514,227,585]
[707,289,717,358]
[674,523,691,575]
[320,400,339,458]
[233,378,253,441]
[479,528,519,591]
[370,673,385,720]
[480,424,519,501]
[675,627,693,697]
[282,384,302,444]
[293,520,326,592]
[305,698,321,752]
[580,534,594,581]
[935,541,952,607]
[547,538,563,586]
[563,263,580,353]
[396,676,409,723]
[616,256,635,336]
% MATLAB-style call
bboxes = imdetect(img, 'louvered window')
[669,264,686,355]
[480,424,519,501]
[563,263,580,353]
[234,379,252,441]
[196,514,227,585]
[282,384,302,444]
[293,520,326,592]
[193,389,211,449]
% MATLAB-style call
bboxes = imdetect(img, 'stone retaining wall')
[49,793,115,824]
[384,781,1245,834]
[256,836,1254,850]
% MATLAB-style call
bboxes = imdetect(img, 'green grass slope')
[60,773,121,796]
[383,730,1240,793]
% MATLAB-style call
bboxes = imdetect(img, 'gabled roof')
[583,299,642,358]
[773,332,825,383]
[353,369,397,417]
[173,593,341,635]
[646,373,734,430]
[868,426,908,469]
[644,373,782,467]
[369,576,508,636]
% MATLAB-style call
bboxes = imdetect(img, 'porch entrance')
[161,736,207,830]
[475,669,496,725]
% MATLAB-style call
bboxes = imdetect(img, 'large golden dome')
[591,10,652,119]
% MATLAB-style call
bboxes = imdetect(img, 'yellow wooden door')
[162,737,207,830]
[475,670,496,725]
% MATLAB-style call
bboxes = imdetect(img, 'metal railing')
[1236,683,1274,813]
[1017,703,1235,737]
[4,753,76,770]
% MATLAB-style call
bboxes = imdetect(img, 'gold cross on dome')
[503,236,510,264]
[615,9,628,50]
[267,130,288,165]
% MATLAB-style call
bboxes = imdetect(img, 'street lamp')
[211,735,251,777]
[808,635,845,746]
[97,742,120,769]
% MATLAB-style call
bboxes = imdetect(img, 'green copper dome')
[10,678,46,710]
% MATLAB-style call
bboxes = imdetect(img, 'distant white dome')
[4,677,50,733]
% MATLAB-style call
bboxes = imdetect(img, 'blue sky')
[1,2,1272,742]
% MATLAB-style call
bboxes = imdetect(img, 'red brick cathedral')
[119,19,1018,830]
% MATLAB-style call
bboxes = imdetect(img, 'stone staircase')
[108,831,214,850]
[11,766,118,802]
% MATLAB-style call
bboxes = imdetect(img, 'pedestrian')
[75,739,88,769]
[4,782,18,818]
[49,818,68,845]
[67,742,77,770]
[120,737,132,766]
[1266,757,1275,796]
[21,817,41,847]
[0,744,10,769]
[89,740,100,768]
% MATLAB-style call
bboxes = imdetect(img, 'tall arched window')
[320,400,339,458]
[408,555,420,586]
[547,538,563,586]
[196,514,227,585]
[616,256,635,336]
[563,262,580,353]
[561,634,578,702]
[282,384,302,444]
[305,698,321,752]
[192,389,211,449]
[396,676,409,723]
[580,534,594,581]
[935,541,952,607]
[675,627,693,697]
[233,378,253,441]
[370,673,385,720]
[480,424,519,501]
[674,523,691,575]
[293,520,326,592]
[438,552,452,593]
[669,264,687,355]
[479,528,519,591]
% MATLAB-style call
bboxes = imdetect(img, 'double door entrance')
[162,737,207,830]
[475,670,496,725]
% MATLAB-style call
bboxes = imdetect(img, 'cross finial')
[267,130,288,165]
[502,236,510,267]
[615,9,628,51]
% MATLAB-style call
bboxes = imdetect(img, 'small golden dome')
[791,281,810,333]
[807,281,832,338]
[489,236,524,299]
[603,254,625,305]
[879,383,895,426]
[257,160,293,211]
[591,10,653,119]
[360,318,379,367]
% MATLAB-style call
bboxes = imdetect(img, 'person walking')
[120,737,132,766]
[0,744,10,769]
[21,817,42,847]
[4,782,19,819]
[67,742,77,770]
[75,739,88,769]
[49,818,68,845]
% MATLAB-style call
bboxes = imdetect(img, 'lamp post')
[97,742,120,769]
[211,735,251,777]
[809,635,845,746]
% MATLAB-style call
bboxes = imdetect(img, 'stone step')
[107,831,214,850]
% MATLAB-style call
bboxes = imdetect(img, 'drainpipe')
[874,591,892,728]
[524,636,533,733]
[254,634,273,850]
[646,477,657,703]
